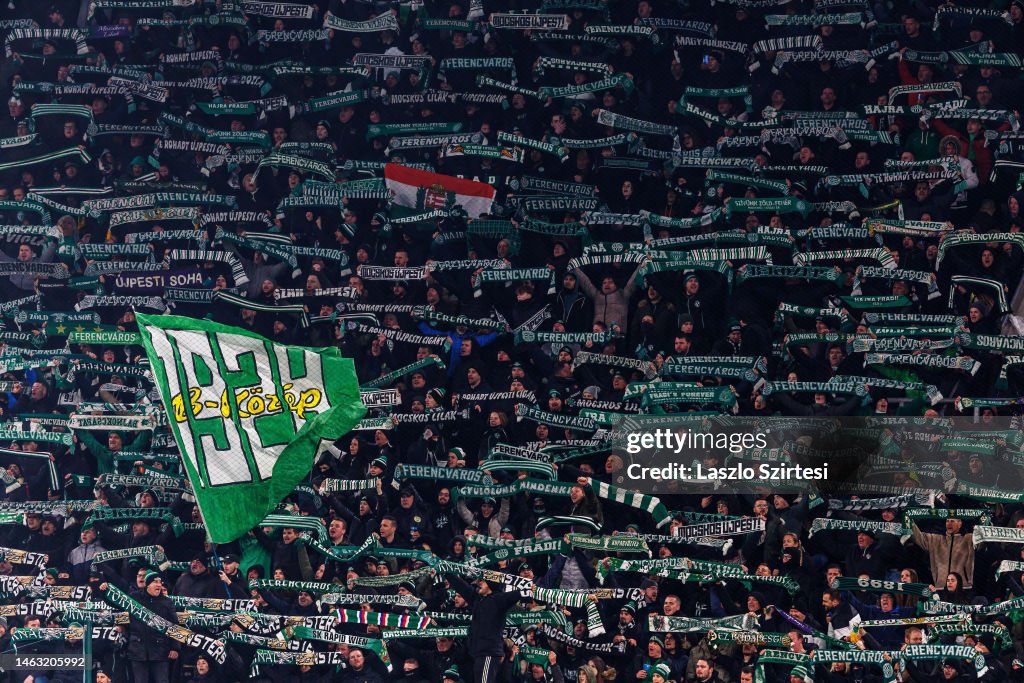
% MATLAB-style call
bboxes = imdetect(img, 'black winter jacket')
[449,575,527,657]
[124,587,182,661]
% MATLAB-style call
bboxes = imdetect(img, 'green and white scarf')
[539,623,624,654]
[571,351,656,378]
[163,249,247,286]
[973,526,1024,548]
[866,219,953,237]
[361,356,445,389]
[452,476,576,501]
[321,10,399,32]
[832,576,934,599]
[955,333,1024,354]
[564,533,650,556]
[865,353,980,375]
[648,613,755,633]
[736,264,844,285]
[594,109,676,137]
[539,73,635,100]
[392,463,490,486]
[515,330,613,345]
[591,480,672,528]
[103,584,225,663]
[794,247,896,269]
[809,518,906,538]
[87,508,184,536]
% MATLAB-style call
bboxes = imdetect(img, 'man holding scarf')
[910,514,976,590]
[100,573,179,683]
[446,573,530,683]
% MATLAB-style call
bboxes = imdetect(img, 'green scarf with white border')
[571,351,657,379]
[937,232,1024,269]
[735,264,845,285]
[865,353,980,375]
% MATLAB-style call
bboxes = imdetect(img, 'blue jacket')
[417,323,498,377]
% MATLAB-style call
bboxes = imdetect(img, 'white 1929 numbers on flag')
[148,328,330,488]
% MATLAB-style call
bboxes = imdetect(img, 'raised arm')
[620,260,644,299]
[456,496,474,525]
[496,497,510,527]
[572,267,598,298]
[909,520,934,552]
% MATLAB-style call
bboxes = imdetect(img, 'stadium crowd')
[2,0,1024,682]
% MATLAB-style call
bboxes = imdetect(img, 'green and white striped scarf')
[215,229,299,275]
[258,514,328,546]
[480,459,556,480]
[6,28,88,57]
[320,478,380,493]
[590,480,671,529]
[795,247,896,269]
[0,147,91,175]
[164,249,248,286]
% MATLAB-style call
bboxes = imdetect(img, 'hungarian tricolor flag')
[384,163,495,218]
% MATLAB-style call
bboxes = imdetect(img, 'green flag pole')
[82,616,92,683]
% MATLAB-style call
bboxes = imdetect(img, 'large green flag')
[136,314,366,543]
